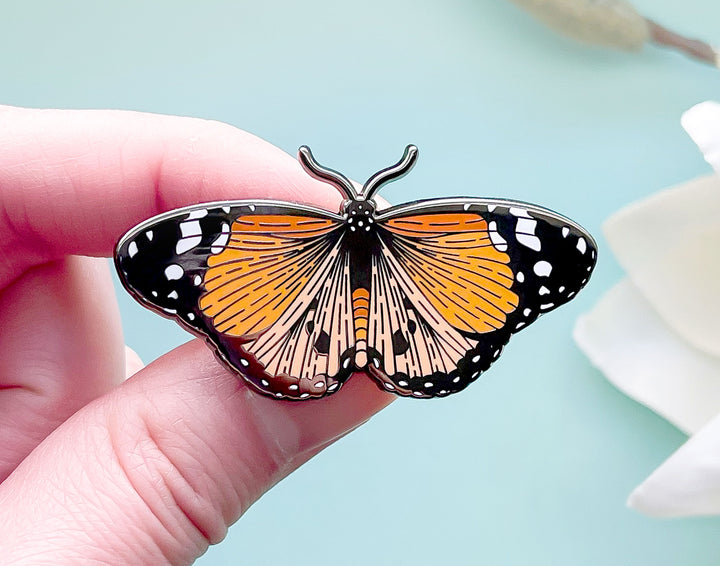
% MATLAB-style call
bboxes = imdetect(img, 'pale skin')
[0,106,394,564]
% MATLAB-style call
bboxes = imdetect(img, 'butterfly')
[115,145,597,400]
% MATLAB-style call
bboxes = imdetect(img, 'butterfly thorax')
[339,198,381,369]
[342,199,376,223]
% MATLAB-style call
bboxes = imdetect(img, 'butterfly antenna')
[362,144,418,200]
[298,146,358,200]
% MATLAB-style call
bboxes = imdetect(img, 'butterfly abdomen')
[352,288,370,367]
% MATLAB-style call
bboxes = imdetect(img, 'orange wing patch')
[199,214,340,337]
[382,213,518,334]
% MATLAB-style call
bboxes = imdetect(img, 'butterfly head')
[298,144,419,207]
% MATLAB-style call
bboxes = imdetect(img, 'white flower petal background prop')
[627,412,720,517]
[606,174,720,358]
[575,278,720,436]
[574,101,720,517]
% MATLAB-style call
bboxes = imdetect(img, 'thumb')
[0,340,393,564]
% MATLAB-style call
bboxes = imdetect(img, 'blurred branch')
[508,0,719,68]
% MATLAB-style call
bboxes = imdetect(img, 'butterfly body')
[116,146,596,400]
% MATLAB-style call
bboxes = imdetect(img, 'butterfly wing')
[366,198,596,398]
[115,201,356,399]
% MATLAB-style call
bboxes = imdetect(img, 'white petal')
[574,279,720,435]
[628,412,720,517]
[604,174,720,272]
[604,174,720,357]
[682,101,720,173]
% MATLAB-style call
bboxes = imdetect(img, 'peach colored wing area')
[381,213,519,334]
[368,245,479,384]
[199,213,355,398]
[247,247,353,393]
[199,215,339,337]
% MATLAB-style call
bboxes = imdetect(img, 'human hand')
[0,106,393,564]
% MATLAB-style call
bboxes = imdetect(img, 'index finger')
[0,107,341,278]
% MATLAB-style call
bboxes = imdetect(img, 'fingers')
[0,106,352,480]
[125,345,145,378]
[0,256,125,480]
[0,340,393,564]
[0,106,340,285]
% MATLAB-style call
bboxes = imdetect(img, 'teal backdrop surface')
[3,0,720,563]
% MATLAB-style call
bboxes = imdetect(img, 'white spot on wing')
[127,241,138,258]
[146,230,153,241]
[517,233,541,251]
[533,261,552,277]
[177,220,203,254]
[210,223,231,254]
[577,237,587,254]
[186,209,208,220]
[510,207,531,218]
[180,220,202,237]
[167,290,179,299]
[176,237,202,254]
[488,221,508,252]
[193,275,202,286]
[516,217,537,235]
[463,203,471,211]
[222,206,231,213]
[562,226,570,238]
[516,217,541,250]
[487,204,496,212]
[164,264,184,280]
[516,271,525,283]
[539,286,550,295]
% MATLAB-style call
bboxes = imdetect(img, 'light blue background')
[3,1,720,563]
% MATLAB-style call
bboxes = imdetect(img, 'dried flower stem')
[647,20,719,68]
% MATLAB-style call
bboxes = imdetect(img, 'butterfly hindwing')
[365,198,596,398]
[115,201,355,399]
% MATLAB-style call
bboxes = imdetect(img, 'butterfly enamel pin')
[115,145,597,400]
